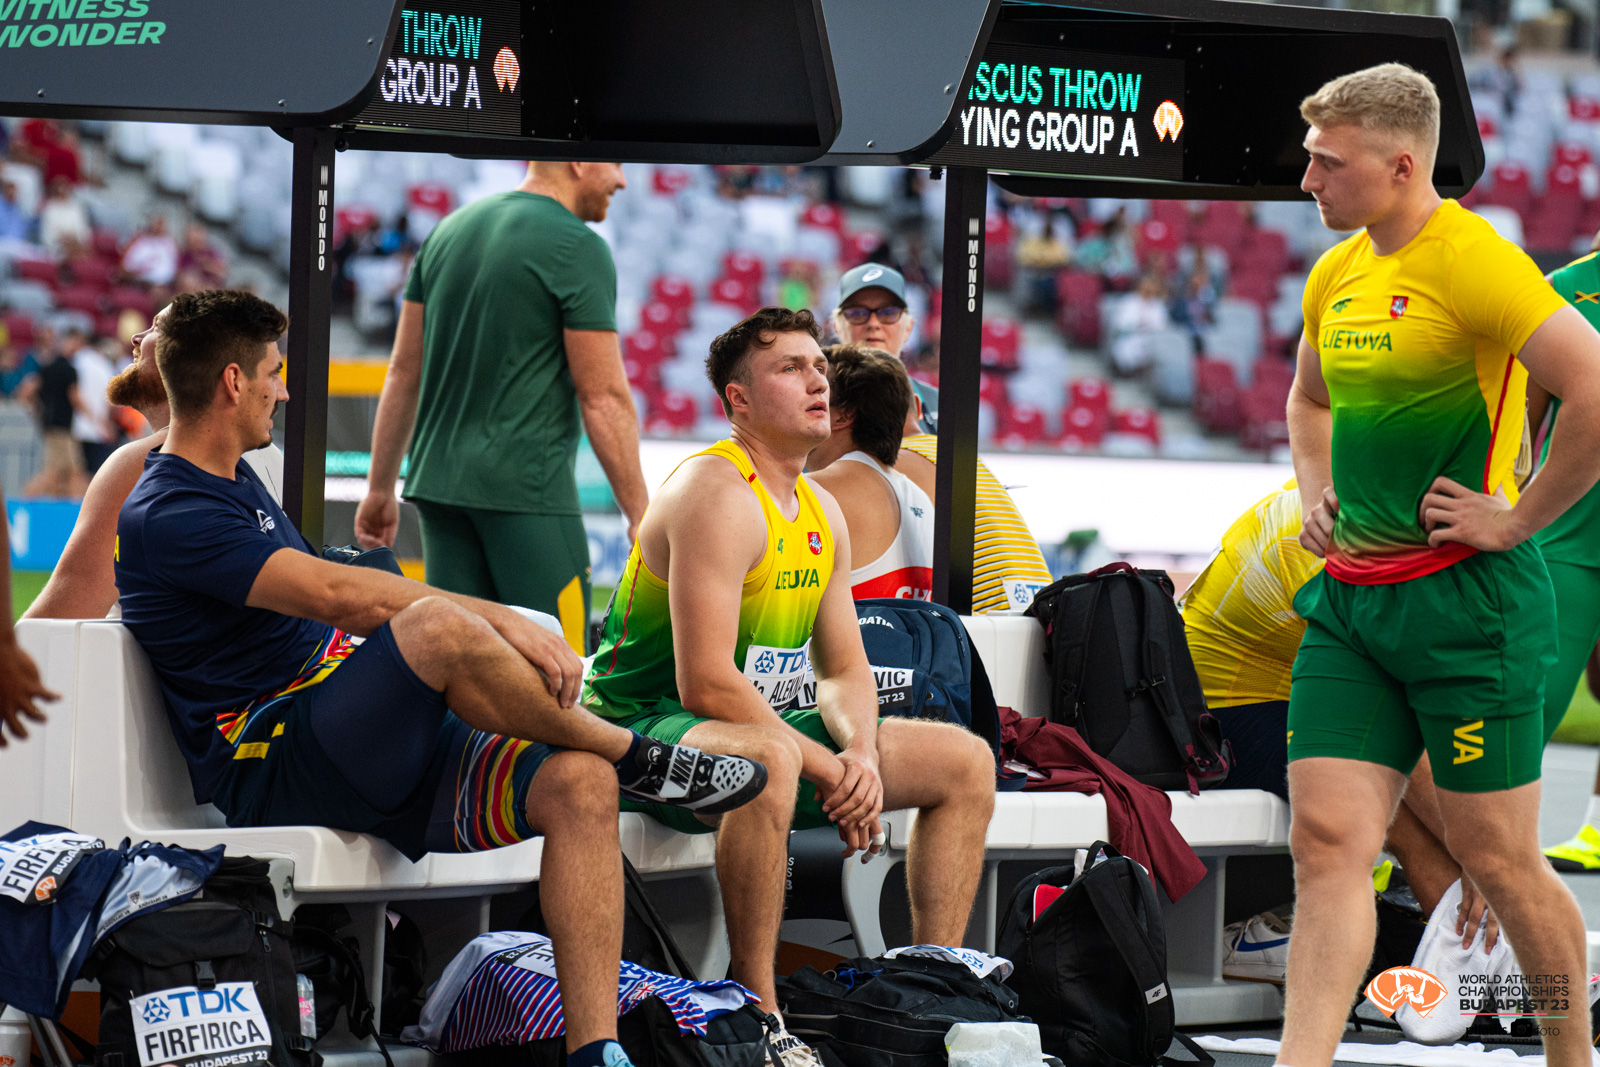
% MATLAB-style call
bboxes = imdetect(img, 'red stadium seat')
[841,231,885,269]
[997,403,1048,449]
[980,371,1009,411]
[54,286,105,315]
[1477,115,1499,139]
[1060,402,1109,447]
[801,201,844,232]
[624,329,670,366]
[721,251,764,288]
[651,275,695,313]
[653,167,693,195]
[708,276,758,315]
[1055,270,1104,348]
[1194,358,1242,434]
[980,317,1020,371]
[407,182,454,216]
[1555,142,1593,168]
[985,213,1014,289]
[1240,382,1291,452]
[1254,357,1295,397]
[1149,200,1190,233]
[1136,218,1182,259]
[96,311,122,339]
[3,311,34,350]
[1067,376,1111,417]
[334,204,379,243]
[1482,160,1534,220]
[109,287,155,319]
[1112,407,1161,446]
[1196,201,1247,253]
[11,259,59,289]
[1233,228,1289,277]
[639,301,682,337]
[648,389,698,433]
[1548,162,1585,200]
[90,229,122,260]
[69,257,115,292]
[1571,96,1600,121]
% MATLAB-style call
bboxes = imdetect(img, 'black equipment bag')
[852,598,1001,759]
[83,858,314,1067]
[1024,563,1232,792]
[776,953,1028,1067]
[998,843,1210,1067]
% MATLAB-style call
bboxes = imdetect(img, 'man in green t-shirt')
[1535,241,1600,871]
[357,162,649,655]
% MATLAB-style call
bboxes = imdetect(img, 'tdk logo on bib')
[742,643,811,709]
[131,981,272,1067]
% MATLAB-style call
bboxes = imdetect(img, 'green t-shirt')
[1537,251,1600,566]
[402,191,616,514]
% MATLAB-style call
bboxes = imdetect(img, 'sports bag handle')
[1078,852,1175,1063]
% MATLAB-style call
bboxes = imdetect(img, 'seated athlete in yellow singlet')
[581,308,995,1065]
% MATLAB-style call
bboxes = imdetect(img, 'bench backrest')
[961,615,1050,719]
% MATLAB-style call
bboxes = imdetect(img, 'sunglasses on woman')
[839,305,905,326]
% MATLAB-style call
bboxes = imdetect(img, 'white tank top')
[839,451,936,601]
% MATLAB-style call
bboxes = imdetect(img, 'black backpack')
[776,953,1028,1067]
[84,858,321,1067]
[1024,563,1232,792]
[997,843,1209,1067]
[852,598,1000,758]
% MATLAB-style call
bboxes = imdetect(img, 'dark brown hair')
[705,307,822,416]
[156,290,287,418]
[823,343,911,467]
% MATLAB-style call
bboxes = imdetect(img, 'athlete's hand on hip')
[1299,486,1339,558]
[354,489,399,550]
[499,612,584,707]
[1421,477,1522,551]
[0,638,57,748]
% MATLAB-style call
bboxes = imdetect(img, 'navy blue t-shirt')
[116,451,333,803]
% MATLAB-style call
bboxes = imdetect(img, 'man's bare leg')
[677,719,805,1013]
[1278,757,1406,1067]
[389,597,632,759]
[1385,798,1459,915]
[875,720,995,944]
[524,750,625,1051]
[1438,780,1589,1067]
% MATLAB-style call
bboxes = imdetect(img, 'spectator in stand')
[1108,271,1171,374]
[38,176,90,257]
[25,333,86,498]
[356,161,649,656]
[63,325,116,473]
[175,222,227,293]
[41,127,83,189]
[1170,259,1219,344]
[832,264,1055,614]
[0,330,40,400]
[1073,208,1139,289]
[0,180,30,243]
[1014,213,1072,314]
[121,213,180,293]
[379,214,417,257]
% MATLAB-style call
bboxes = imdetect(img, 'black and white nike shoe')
[618,738,768,814]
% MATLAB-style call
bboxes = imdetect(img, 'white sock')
[1583,794,1600,831]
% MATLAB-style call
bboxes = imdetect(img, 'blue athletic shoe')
[1222,910,1291,984]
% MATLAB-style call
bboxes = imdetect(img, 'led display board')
[354,0,521,137]
[927,41,1184,181]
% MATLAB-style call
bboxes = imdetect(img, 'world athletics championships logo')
[1364,966,1448,1018]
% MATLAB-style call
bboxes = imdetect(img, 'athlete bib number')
[0,830,103,905]
[742,642,812,710]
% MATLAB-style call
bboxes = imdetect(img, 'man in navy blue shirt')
[115,290,769,1067]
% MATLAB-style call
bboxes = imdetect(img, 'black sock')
[569,1039,627,1067]
[612,731,647,779]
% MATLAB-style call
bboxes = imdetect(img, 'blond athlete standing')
[1279,64,1600,1067]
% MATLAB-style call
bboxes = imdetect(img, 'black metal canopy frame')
[0,0,1478,614]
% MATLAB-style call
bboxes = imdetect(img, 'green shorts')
[413,501,591,654]
[1287,541,1557,793]
[1542,559,1600,742]
[612,698,845,835]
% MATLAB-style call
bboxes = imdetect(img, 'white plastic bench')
[5,618,726,1057]
[839,615,1290,1027]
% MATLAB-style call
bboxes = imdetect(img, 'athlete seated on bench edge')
[112,290,769,1067]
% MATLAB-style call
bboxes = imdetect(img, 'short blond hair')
[1300,63,1440,162]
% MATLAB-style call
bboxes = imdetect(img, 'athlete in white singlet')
[809,344,935,601]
